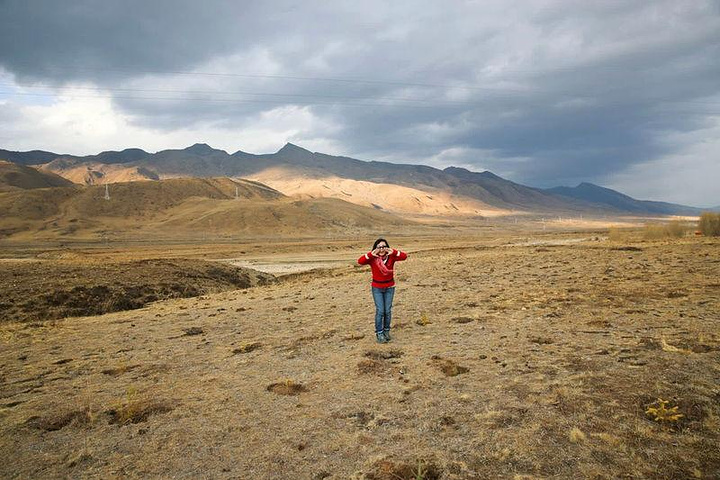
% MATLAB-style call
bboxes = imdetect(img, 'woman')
[357,238,408,343]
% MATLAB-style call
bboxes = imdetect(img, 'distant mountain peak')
[443,166,470,173]
[444,166,502,180]
[184,143,221,155]
[97,147,149,156]
[575,182,607,190]
[567,182,634,200]
[277,142,312,155]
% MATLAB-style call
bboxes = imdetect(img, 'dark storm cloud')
[1,0,719,201]
[0,0,286,82]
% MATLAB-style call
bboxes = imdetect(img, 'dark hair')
[373,238,390,249]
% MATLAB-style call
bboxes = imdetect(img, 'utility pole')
[104,184,110,200]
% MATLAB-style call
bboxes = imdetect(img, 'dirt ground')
[0,232,718,479]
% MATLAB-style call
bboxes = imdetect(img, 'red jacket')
[357,248,408,288]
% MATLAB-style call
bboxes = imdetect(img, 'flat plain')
[0,230,718,479]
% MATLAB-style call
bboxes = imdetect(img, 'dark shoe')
[376,332,387,344]
[383,330,392,341]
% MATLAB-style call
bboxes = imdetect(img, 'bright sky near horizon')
[1,1,719,206]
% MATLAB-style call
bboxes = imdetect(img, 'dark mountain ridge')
[546,182,705,216]
[2,143,706,216]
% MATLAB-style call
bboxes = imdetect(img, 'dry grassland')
[0,234,718,479]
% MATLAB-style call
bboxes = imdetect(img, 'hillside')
[0,176,413,241]
[38,158,159,185]
[244,166,511,217]
[0,160,75,191]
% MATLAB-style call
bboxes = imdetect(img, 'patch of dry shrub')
[182,326,203,336]
[364,458,442,480]
[357,359,388,374]
[608,226,634,241]
[266,380,307,396]
[643,221,690,239]
[365,349,403,360]
[430,355,469,376]
[698,212,720,236]
[451,316,475,324]
[101,364,140,376]
[232,342,262,354]
[25,407,94,431]
[106,388,174,425]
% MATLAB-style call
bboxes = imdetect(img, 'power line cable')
[7,61,692,102]
[0,90,463,110]
[4,56,720,109]
[3,68,720,109]
[1,88,718,116]
[0,82,477,107]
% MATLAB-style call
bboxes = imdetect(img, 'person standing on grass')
[357,238,408,343]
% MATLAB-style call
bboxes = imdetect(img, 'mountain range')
[0,144,712,217]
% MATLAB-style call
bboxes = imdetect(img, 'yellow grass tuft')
[569,427,586,443]
[645,398,684,423]
[660,337,692,354]
[416,313,431,326]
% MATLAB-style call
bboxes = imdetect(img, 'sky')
[0,1,719,207]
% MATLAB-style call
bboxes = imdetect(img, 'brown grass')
[1,234,719,479]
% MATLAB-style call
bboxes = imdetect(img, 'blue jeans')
[371,286,395,334]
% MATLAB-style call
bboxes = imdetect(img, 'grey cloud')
[0,0,303,83]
